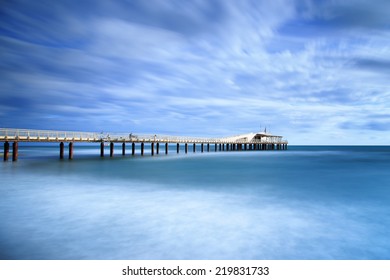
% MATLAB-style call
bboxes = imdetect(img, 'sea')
[1,144,389,260]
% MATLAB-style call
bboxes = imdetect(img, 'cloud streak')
[0,0,389,144]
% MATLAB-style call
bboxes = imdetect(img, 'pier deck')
[1,128,288,161]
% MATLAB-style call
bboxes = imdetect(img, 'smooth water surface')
[1,145,390,259]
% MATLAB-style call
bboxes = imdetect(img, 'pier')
[1,128,288,161]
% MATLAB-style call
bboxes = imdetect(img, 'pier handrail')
[1,128,288,144]
[0,128,101,141]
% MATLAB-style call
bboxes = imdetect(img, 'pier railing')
[0,128,101,142]
[0,128,288,144]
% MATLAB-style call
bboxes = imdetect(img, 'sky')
[0,0,389,145]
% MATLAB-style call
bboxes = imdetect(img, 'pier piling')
[177,143,180,153]
[151,142,154,156]
[122,142,126,155]
[60,142,65,159]
[12,142,18,161]
[69,142,73,160]
[100,142,104,157]
[3,141,9,161]
[141,143,144,156]
[165,143,168,154]
[110,142,114,157]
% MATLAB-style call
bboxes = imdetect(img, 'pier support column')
[122,143,126,155]
[132,143,135,155]
[151,142,154,156]
[100,142,104,157]
[227,144,229,151]
[60,142,65,159]
[3,141,9,161]
[141,143,144,156]
[165,143,168,154]
[193,143,196,153]
[215,143,217,152]
[69,142,74,160]
[185,143,188,154]
[221,144,223,151]
[201,143,204,153]
[207,143,210,152]
[177,143,180,153]
[12,142,18,161]
[156,143,160,154]
[110,142,114,157]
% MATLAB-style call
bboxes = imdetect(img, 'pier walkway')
[1,128,288,161]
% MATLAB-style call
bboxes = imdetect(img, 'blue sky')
[0,0,389,144]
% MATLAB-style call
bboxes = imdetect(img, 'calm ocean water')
[1,144,389,260]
